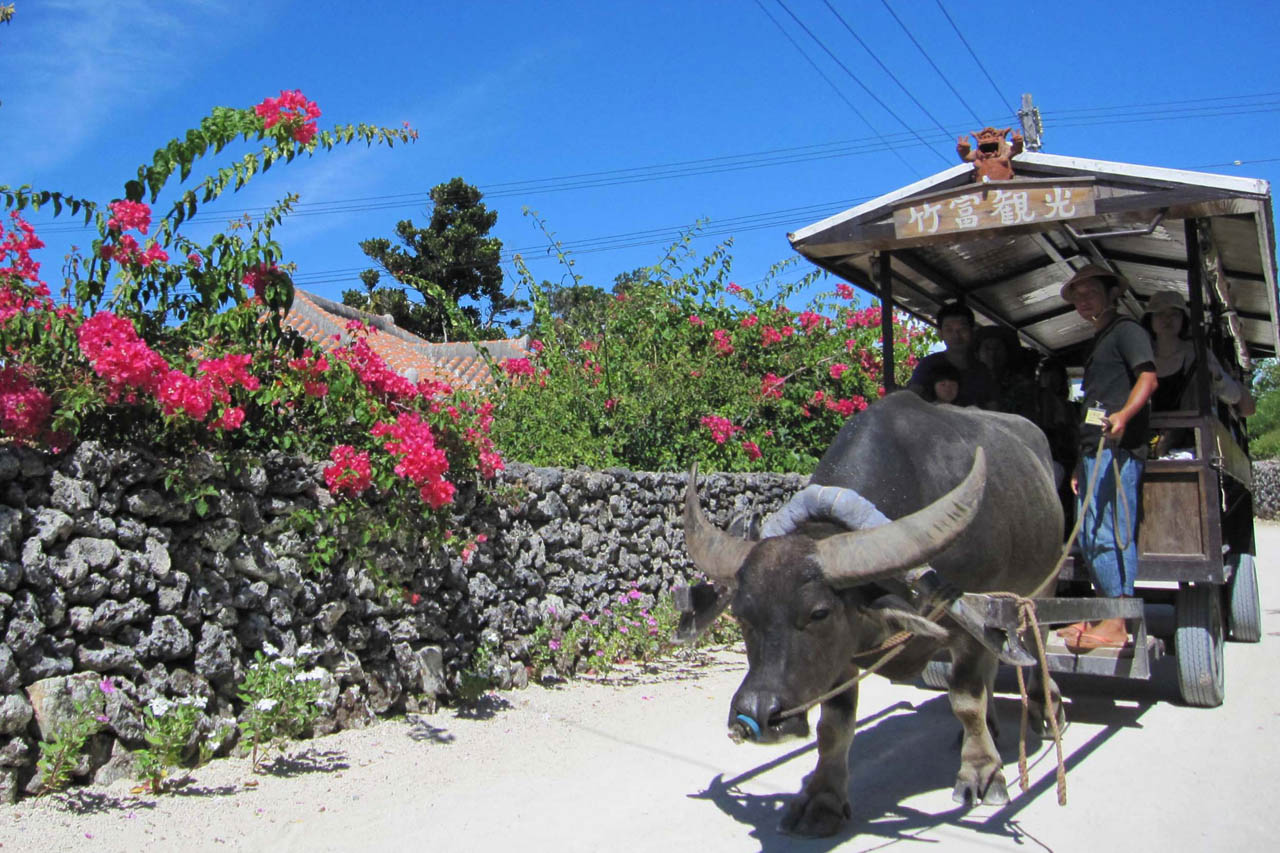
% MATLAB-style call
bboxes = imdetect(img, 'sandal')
[1066,631,1129,652]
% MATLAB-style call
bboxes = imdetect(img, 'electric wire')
[934,0,1017,117]
[27,97,1280,237]
[879,0,985,126]
[821,0,956,140]
[773,0,951,164]
[751,0,922,176]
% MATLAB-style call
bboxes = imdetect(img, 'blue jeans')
[1078,447,1143,597]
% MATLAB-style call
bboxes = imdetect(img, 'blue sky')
[2,0,1278,325]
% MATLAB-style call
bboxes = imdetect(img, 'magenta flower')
[99,677,116,695]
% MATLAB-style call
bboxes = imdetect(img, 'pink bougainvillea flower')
[187,252,203,269]
[760,325,783,347]
[687,314,705,327]
[699,414,741,445]
[742,440,762,461]
[740,314,759,329]
[829,362,849,380]
[759,373,785,399]
[209,406,245,431]
[324,444,373,497]
[106,200,152,234]
[501,357,535,378]
[0,367,53,444]
[711,328,734,356]
[836,283,855,300]
[254,89,321,144]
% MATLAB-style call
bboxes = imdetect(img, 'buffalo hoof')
[779,790,850,838]
[951,768,1009,806]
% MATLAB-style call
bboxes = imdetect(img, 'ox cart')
[787,151,1276,707]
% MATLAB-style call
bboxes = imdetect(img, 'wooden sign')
[892,182,1096,239]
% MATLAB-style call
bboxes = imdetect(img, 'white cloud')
[0,0,268,178]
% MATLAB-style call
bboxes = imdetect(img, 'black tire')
[920,659,952,690]
[1175,584,1225,708]
[1227,553,1262,643]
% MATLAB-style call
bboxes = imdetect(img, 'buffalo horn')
[814,448,987,587]
[683,462,755,585]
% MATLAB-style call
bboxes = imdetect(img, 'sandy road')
[3,525,1278,853]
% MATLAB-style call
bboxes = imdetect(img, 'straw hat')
[1059,263,1129,303]
[1143,289,1189,317]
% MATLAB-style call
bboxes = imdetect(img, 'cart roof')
[789,152,1278,366]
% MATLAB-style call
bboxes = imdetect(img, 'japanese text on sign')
[893,185,1096,238]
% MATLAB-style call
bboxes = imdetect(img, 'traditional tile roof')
[284,289,527,393]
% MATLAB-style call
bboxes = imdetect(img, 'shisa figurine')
[957,126,1024,182]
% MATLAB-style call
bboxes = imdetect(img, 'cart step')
[1032,596,1163,679]
[1041,634,1165,678]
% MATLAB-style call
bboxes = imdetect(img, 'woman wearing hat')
[1142,289,1255,434]
[1058,265,1159,651]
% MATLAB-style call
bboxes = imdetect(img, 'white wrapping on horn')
[760,484,891,537]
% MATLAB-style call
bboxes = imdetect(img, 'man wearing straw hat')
[1057,264,1158,651]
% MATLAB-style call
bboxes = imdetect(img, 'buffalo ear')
[863,596,950,641]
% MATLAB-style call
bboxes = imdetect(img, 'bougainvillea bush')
[0,92,497,580]
[491,216,935,473]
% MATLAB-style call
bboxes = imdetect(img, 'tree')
[343,177,521,341]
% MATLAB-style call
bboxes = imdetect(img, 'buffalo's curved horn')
[683,462,755,585]
[814,448,987,587]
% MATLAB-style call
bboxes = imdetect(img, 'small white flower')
[261,642,280,658]
[293,669,325,682]
[255,698,279,712]
[177,695,205,708]
[297,644,317,658]
[149,698,173,717]
[275,656,295,668]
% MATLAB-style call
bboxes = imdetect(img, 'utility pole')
[1019,93,1044,152]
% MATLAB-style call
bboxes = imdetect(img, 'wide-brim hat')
[1144,289,1189,317]
[1059,263,1129,303]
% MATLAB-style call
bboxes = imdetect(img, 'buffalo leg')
[947,638,1009,806]
[779,680,857,837]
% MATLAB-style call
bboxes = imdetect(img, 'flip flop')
[1055,621,1089,638]
[1066,632,1129,652]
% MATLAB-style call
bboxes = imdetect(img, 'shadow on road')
[49,790,156,815]
[406,714,456,744]
[453,694,513,720]
[692,690,1155,852]
[262,748,350,777]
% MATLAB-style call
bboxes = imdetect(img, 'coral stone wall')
[0,441,803,800]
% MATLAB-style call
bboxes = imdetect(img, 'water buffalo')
[683,390,1063,837]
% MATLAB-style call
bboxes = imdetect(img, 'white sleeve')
[1206,350,1244,405]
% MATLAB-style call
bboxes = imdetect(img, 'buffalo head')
[683,450,986,743]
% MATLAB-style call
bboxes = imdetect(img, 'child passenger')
[930,361,962,404]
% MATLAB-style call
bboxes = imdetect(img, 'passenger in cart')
[1142,289,1255,457]
[906,300,998,408]
[1058,265,1159,651]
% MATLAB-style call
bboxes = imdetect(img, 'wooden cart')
[788,152,1275,707]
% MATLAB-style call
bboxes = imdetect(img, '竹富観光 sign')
[892,183,1096,239]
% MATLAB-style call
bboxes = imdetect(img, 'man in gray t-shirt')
[1058,264,1158,652]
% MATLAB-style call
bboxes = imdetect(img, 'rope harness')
[769,433,1116,808]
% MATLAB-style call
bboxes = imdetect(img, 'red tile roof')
[284,289,528,393]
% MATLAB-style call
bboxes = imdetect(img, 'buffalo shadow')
[693,686,1154,852]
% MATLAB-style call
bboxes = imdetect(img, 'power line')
[751,0,922,177]
[934,0,1017,118]
[879,0,984,126]
[773,0,951,164]
[28,97,1280,237]
[821,0,955,141]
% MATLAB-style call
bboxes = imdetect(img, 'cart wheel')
[1227,553,1262,643]
[1175,584,1225,708]
[920,659,952,690]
